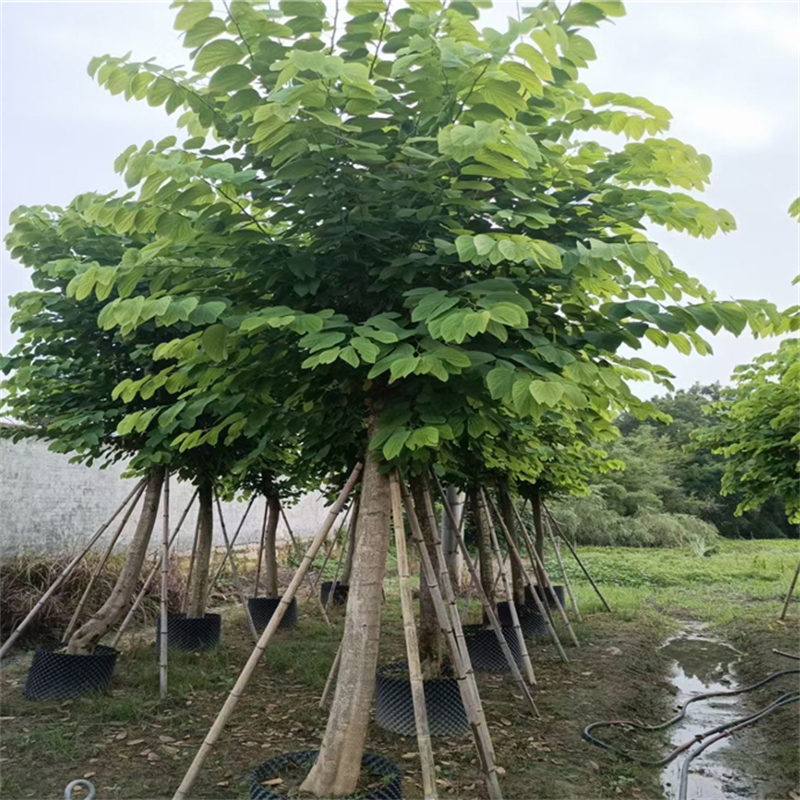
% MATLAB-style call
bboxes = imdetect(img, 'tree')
[5,0,781,791]
[695,339,800,524]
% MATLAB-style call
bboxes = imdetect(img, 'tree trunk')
[411,476,442,679]
[530,485,546,587]
[300,418,391,797]
[471,487,495,608]
[66,468,165,654]
[339,497,359,585]
[441,486,464,591]
[499,480,525,606]
[185,481,213,618]
[264,495,281,599]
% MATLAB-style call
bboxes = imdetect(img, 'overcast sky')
[1,1,798,397]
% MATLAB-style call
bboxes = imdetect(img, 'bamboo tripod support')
[312,500,354,595]
[487,494,569,662]
[62,480,148,643]
[780,554,800,620]
[477,490,538,685]
[160,472,170,700]
[181,513,202,614]
[213,493,259,644]
[172,463,362,800]
[389,476,438,800]
[544,505,612,613]
[431,472,540,716]
[501,496,579,649]
[407,482,507,797]
[319,639,343,708]
[278,505,333,631]
[321,505,351,615]
[0,478,147,659]
[545,514,581,621]
[111,489,199,649]
[253,498,269,598]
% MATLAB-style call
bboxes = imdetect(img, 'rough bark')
[441,486,464,591]
[470,487,495,608]
[300,418,391,797]
[264,495,281,599]
[338,497,359,586]
[530,485,546,587]
[185,481,214,618]
[411,476,442,679]
[66,468,164,654]
[499,480,525,606]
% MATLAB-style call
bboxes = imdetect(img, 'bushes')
[0,552,184,648]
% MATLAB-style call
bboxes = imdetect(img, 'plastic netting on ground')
[248,597,298,632]
[24,643,118,700]
[374,661,469,737]
[250,750,402,800]
[462,624,523,672]
[490,601,550,638]
[156,613,220,651]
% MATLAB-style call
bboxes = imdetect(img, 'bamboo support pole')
[204,496,257,606]
[279,506,333,631]
[172,463,362,800]
[321,506,352,614]
[213,494,259,644]
[160,472,170,699]
[544,505,612,613]
[779,554,800,620]
[545,514,581,621]
[110,489,199,648]
[478,490,538,685]
[0,479,147,659]
[500,497,579,649]
[62,480,147,643]
[181,513,202,614]
[253,498,269,598]
[431,472,540,714]
[311,500,354,592]
[389,476,438,800]
[319,639,343,708]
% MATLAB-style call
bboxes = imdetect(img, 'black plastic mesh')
[156,613,220,651]
[248,597,298,632]
[24,644,118,701]
[250,750,402,800]
[488,601,549,638]
[374,661,469,737]
[525,584,565,609]
[320,581,349,607]
[462,624,523,672]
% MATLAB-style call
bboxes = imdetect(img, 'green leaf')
[202,324,228,360]
[383,428,411,460]
[174,0,213,31]
[486,367,515,400]
[195,39,245,73]
[209,64,254,92]
[530,380,564,407]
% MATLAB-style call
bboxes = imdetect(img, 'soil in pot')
[156,613,220,651]
[24,643,118,701]
[374,661,469,737]
[462,623,523,672]
[320,581,349,607]
[250,750,402,800]
[248,597,298,633]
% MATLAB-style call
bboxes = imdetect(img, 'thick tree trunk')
[66,468,165,654]
[499,480,525,606]
[300,419,391,797]
[339,497,359,586]
[411,476,442,679]
[530,485,546,587]
[471,487,495,608]
[185,482,214,618]
[441,486,464,591]
[264,495,281,599]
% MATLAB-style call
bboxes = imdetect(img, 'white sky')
[1,1,798,396]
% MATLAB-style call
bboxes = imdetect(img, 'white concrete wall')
[0,436,330,555]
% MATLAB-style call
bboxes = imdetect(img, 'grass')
[0,539,797,799]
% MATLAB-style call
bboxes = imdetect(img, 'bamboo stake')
[779,554,800,620]
[500,496,579,649]
[322,505,352,614]
[253,497,269,598]
[0,479,146,659]
[172,463,362,800]
[544,505,612,612]
[478,489,538,685]
[204,496,257,607]
[431,472,540,714]
[160,472,170,699]
[489,495,569,661]
[214,493,259,644]
[279,506,333,631]
[389,476,438,800]
[545,514,581,621]
[111,489,199,648]
[181,512,202,614]
[312,500,354,592]
[62,480,147,643]
[319,639,343,708]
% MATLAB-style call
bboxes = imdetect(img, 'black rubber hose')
[582,668,800,767]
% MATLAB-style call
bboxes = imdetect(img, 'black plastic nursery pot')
[462,624,523,672]
[374,661,469,737]
[248,596,298,633]
[156,613,220,651]
[250,750,402,800]
[488,601,549,638]
[24,643,118,701]
[320,581,349,607]
[525,584,565,609]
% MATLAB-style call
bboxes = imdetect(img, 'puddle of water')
[661,628,751,800]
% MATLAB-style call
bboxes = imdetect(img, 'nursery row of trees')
[2,0,797,795]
